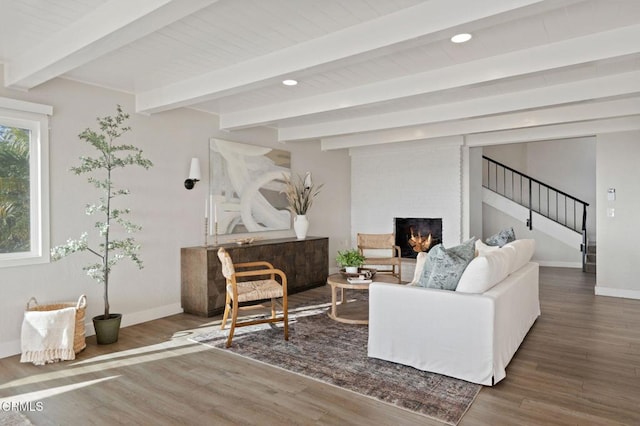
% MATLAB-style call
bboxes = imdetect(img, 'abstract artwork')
[209,138,291,234]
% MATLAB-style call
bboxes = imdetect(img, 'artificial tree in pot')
[51,105,153,345]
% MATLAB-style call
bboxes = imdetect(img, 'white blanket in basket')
[20,307,76,365]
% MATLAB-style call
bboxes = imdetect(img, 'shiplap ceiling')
[1,0,639,149]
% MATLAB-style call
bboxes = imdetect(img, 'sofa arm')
[368,282,496,385]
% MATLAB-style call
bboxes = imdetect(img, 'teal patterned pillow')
[485,227,516,247]
[416,251,435,287]
[418,238,477,291]
[446,237,477,260]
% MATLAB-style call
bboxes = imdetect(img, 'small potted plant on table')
[336,248,366,274]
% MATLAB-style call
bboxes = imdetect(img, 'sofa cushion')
[420,238,476,291]
[502,239,536,274]
[456,247,515,294]
[485,227,516,247]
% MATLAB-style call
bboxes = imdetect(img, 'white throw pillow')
[456,248,515,294]
[409,252,429,285]
[475,239,499,256]
[502,239,536,274]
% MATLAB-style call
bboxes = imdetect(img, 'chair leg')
[226,298,239,348]
[270,297,276,318]
[220,292,231,329]
[282,294,289,341]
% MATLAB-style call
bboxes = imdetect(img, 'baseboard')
[595,286,640,300]
[0,339,22,360]
[84,302,184,336]
[536,261,581,268]
[0,303,184,359]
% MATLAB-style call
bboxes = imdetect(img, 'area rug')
[190,293,481,425]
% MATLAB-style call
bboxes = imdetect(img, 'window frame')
[0,98,51,268]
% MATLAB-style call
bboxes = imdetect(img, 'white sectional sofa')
[367,239,540,386]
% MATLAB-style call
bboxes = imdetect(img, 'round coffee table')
[327,273,370,324]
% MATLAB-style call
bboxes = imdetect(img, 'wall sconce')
[184,158,201,190]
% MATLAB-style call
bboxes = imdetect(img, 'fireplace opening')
[394,218,443,259]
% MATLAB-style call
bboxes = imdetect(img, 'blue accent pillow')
[485,227,516,247]
[417,238,477,291]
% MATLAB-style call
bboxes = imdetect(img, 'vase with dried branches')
[283,172,323,239]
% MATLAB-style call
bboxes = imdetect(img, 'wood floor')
[2,267,639,425]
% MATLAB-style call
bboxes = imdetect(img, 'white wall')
[595,131,640,299]
[0,75,350,358]
[482,143,527,172]
[350,137,464,273]
[466,146,483,239]
[525,137,596,239]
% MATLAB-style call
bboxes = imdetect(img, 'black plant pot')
[92,313,122,345]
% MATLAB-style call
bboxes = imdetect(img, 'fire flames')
[408,227,433,253]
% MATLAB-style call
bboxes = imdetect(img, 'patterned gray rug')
[191,295,480,425]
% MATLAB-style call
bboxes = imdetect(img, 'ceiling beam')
[320,97,640,150]
[135,0,544,114]
[465,116,640,146]
[223,23,640,131]
[0,97,52,116]
[4,0,217,90]
[279,71,640,141]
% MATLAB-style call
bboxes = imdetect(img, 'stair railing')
[482,156,589,271]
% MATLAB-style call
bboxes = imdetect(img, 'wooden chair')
[357,233,402,283]
[217,248,289,348]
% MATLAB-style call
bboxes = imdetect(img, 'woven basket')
[25,295,87,354]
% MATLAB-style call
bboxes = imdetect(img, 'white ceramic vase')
[345,266,359,274]
[294,214,309,240]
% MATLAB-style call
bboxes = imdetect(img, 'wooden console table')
[181,236,328,317]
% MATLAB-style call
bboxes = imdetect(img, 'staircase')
[482,156,592,273]
[585,244,596,274]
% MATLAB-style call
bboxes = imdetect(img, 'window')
[0,98,51,267]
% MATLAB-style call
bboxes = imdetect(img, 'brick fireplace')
[394,218,443,259]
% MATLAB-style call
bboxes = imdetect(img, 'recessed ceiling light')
[451,33,472,43]
[282,79,298,86]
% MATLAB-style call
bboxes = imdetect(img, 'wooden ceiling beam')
[465,116,640,146]
[223,24,640,131]
[319,97,640,150]
[279,71,640,141]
